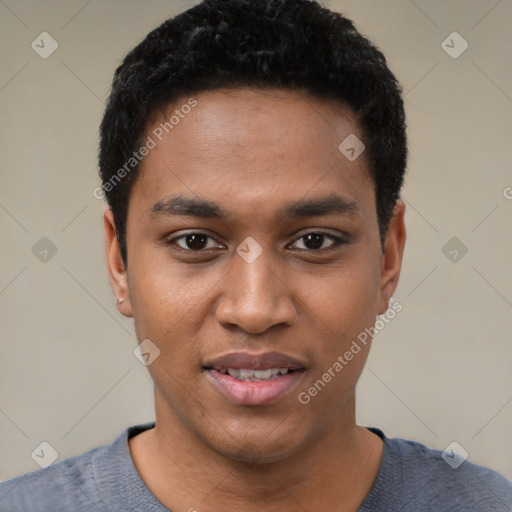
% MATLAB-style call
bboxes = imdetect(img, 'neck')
[129,391,383,512]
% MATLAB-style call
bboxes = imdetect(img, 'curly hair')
[99,0,407,264]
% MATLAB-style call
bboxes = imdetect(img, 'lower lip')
[205,369,304,406]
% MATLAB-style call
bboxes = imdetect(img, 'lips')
[203,351,306,371]
[222,368,290,380]
[203,351,306,406]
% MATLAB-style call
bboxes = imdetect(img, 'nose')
[215,246,297,334]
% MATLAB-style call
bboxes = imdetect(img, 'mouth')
[203,351,306,405]
[214,367,297,381]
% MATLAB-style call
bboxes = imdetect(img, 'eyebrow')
[149,194,359,220]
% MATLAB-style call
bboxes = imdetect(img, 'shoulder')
[0,445,105,512]
[0,423,153,512]
[378,430,512,511]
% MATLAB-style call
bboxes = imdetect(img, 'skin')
[104,87,406,511]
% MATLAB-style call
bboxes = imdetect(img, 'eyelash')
[166,231,347,253]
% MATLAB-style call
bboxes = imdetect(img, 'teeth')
[254,369,272,379]
[223,368,290,381]
[239,369,254,379]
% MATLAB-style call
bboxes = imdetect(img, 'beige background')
[1,0,511,483]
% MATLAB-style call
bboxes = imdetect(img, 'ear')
[104,209,133,317]
[378,199,406,315]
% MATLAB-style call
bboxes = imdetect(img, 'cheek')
[126,258,240,391]
[293,255,380,396]
[298,260,381,332]
[126,255,208,348]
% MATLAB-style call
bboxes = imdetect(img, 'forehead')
[132,87,375,222]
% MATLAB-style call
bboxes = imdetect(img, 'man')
[1,0,511,510]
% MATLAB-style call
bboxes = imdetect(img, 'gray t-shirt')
[1,422,511,511]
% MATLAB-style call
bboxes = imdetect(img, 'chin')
[223,444,294,465]
[206,427,307,465]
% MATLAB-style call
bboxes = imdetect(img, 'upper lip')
[203,351,306,371]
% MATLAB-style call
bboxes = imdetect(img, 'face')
[105,87,405,464]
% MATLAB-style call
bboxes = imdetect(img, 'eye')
[168,232,225,251]
[289,232,346,251]
[166,231,346,253]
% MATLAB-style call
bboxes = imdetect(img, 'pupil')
[305,233,323,250]
[187,234,207,250]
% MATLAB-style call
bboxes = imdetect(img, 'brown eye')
[182,234,208,250]
[290,232,345,251]
[303,233,325,250]
[167,232,225,252]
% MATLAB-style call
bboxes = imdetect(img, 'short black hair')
[99,0,407,265]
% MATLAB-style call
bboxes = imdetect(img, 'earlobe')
[104,209,133,317]
[378,199,406,315]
